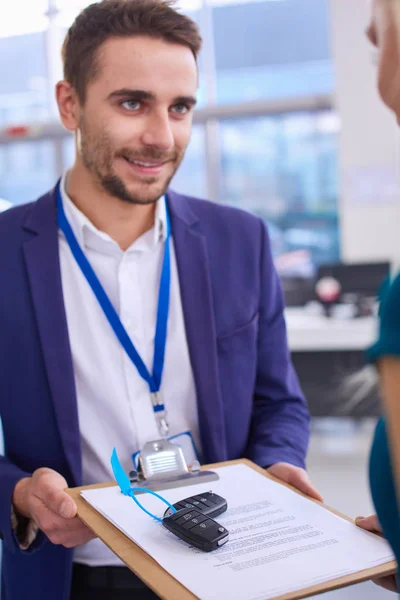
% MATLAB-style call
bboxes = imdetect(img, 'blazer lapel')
[21,186,227,475]
[22,187,81,485]
[167,191,227,463]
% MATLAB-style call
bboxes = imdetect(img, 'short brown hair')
[62,0,202,103]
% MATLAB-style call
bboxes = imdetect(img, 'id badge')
[132,430,200,471]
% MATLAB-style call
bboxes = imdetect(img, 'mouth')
[122,155,169,176]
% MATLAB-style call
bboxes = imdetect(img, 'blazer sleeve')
[0,455,46,553]
[245,219,311,469]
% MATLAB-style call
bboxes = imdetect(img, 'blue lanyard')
[56,182,171,436]
[111,448,177,522]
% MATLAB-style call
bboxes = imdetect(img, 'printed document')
[81,463,394,600]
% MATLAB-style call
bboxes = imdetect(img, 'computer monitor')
[316,261,390,298]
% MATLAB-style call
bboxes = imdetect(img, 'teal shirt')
[367,273,400,586]
[367,273,400,360]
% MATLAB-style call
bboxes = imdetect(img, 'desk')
[285,309,380,417]
[285,308,377,352]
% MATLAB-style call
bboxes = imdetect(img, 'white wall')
[329,0,400,265]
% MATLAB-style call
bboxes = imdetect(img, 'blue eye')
[172,104,189,115]
[121,100,141,111]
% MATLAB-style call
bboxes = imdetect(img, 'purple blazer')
[0,184,310,600]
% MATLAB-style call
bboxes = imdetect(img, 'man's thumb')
[58,496,77,519]
[36,469,77,518]
[288,470,324,502]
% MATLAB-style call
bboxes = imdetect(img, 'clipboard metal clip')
[111,440,219,496]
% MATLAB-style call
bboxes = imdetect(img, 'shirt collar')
[59,171,167,254]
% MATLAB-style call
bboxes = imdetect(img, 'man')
[0,1,319,598]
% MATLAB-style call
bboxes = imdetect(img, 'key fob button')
[193,495,206,502]
[176,513,194,525]
[169,507,192,521]
[163,492,228,524]
[202,493,218,505]
[189,521,223,542]
[190,520,213,535]
[182,514,207,530]
[193,496,214,508]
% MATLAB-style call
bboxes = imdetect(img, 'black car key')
[163,491,227,519]
[162,507,229,552]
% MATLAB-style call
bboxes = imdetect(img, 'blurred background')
[0,0,399,597]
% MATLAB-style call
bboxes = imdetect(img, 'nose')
[141,110,174,151]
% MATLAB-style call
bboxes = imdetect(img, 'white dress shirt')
[58,173,200,566]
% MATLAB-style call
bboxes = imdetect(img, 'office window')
[170,126,207,198]
[0,33,49,127]
[0,0,48,37]
[0,0,49,126]
[219,111,339,265]
[0,142,56,205]
[213,0,333,104]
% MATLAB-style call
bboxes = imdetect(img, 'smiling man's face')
[73,35,198,204]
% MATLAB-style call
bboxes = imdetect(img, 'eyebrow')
[108,89,197,106]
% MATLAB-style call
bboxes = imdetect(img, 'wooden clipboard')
[67,458,397,600]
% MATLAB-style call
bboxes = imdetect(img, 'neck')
[65,163,157,251]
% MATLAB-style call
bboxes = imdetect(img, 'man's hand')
[266,462,323,502]
[356,514,398,593]
[12,468,96,548]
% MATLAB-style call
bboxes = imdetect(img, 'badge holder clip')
[111,439,219,496]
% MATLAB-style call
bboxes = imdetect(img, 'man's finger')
[289,471,324,502]
[266,463,324,502]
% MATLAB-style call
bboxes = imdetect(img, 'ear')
[55,80,81,132]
